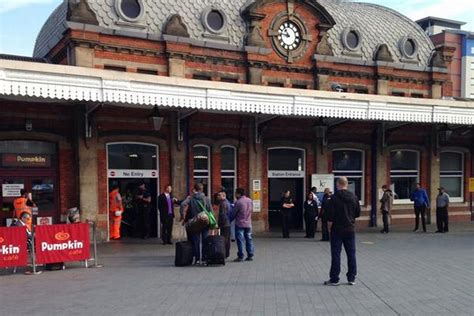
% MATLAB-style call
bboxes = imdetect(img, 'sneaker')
[348,281,356,285]
[245,257,253,262]
[233,258,244,263]
[324,280,340,286]
[413,229,419,233]
[194,260,201,265]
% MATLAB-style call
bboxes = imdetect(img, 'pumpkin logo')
[54,232,70,241]
[0,237,4,243]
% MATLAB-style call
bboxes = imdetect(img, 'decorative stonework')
[316,34,333,56]
[247,25,266,48]
[67,0,99,25]
[163,14,190,37]
[374,44,394,62]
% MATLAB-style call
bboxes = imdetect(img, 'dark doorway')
[109,178,158,239]
[268,178,304,231]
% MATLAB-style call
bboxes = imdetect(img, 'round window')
[120,0,141,20]
[404,39,416,56]
[346,31,359,50]
[207,10,224,32]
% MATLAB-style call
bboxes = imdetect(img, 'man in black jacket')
[324,177,361,286]
[158,184,177,245]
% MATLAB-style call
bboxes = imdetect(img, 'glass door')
[0,178,26,226]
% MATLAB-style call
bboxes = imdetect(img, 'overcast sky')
[0,0,473,57]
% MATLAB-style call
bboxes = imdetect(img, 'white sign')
[2,183,24,197]
[311,174,334,192]
[37,217,53,225]
[268,170,305,178]
[108,169,158,178]
[252,200,261,213]
[253,180,261,191]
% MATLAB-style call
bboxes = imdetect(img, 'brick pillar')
[74,46,94,67]
[429,150,441,225]
[169,58,186,78]
[376,148,388,227]
[316,141,329,173]
[248,124,266,232]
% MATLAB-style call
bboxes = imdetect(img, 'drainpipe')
[184,119,190,195]
[370,127,378,227]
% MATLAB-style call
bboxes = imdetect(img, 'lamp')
[149,105,164,131]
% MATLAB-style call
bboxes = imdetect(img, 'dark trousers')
[281,210,291,238]
[330,230,357,283]
[221,226,231,258]
[414,205,426,232]
[436,207,449,232]
[321,220,329,241]
[138,206,151,238]
[382,211,390,233]
[161,216,173,243]
[189,229,209,261]
[304,215,316,238]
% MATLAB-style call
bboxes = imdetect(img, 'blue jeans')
[190,229,209,261]
[330,230,357,283]
[235,226,254,259]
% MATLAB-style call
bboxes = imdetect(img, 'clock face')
[277,21,301,51]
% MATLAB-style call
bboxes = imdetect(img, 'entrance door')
[268,178,304,230]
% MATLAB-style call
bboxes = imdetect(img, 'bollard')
[25,225,42,275]
[88,220,103,268]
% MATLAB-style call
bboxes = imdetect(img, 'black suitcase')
[203,235,226,266]
[45,262,65,271]
[175,241,193,267]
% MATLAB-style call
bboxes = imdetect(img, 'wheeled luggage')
[203,235,226,266]
[175,241,194,267]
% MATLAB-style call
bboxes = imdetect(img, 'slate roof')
[33,0,435,67]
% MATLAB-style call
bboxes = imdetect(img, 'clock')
[277,22,301,51]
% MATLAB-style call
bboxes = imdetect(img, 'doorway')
[268,178,304,230]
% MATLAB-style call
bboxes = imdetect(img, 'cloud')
[0,0,58,15]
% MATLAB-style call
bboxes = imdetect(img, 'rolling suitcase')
[203,235,226,266]
[175,241,193,267]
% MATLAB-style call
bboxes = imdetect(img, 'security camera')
[331,83,344,92]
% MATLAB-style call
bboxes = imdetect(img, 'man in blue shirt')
[410,183,430,232]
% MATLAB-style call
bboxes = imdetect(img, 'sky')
[0,0,473,57]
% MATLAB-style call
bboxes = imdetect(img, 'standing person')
[158,185,177,245]
[109,183,124,240]
[304,192,318,238]
[185,183,212,265]
[436,187,450,233]
[13,189,35,230]
[233,188,254,262]
[310,187,321,231]
[280,190,295,239]
[380,185,393,234]
[320,188,332,242]
[410,183,430,233]
[324,177,361,286]
[217,190,232,258]
[134,181,152,239]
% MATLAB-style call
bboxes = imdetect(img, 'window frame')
[115,0,145,23]
[440,151,464,202]
[390,149,420,204]
[220,145,237,201]
[193,144,211,196]
[331,148,365,204]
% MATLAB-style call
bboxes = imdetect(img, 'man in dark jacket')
[324,177,361,286]
[217,190,231,258]
[185,183,212,264]
[158,184,177,245]
[380,185,393,234]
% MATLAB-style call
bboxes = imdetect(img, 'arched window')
[440,152,464,201]
[221,146,236,201]
[390,150,419,203]
[332,149,364,202]
[193,145,210,196]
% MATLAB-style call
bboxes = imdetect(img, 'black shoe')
[245,257,253,262]
[324,280,340,286]
[413,228,419,233]
[435,230,442,233]
[167,241,173,245]
[233,258,244,262]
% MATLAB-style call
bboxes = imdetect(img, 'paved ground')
[1,223,474,316]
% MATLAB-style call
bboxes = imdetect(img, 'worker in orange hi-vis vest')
[13,189,34,230]
[109,183,124,240]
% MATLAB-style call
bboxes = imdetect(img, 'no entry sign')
[0,226,28,268]
[35,223,90,264]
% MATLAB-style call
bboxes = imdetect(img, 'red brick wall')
[58,148,78,216]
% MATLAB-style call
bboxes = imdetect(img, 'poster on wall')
[311,174,334,193]
[2,184,24,197]
[252,200,261,213]
[37,217,53,226]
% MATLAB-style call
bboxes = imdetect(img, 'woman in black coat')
[280,190,294,238]
[304,192,318,238]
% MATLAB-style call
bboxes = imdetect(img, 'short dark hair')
[20,189,26,196]
[310,186,317,191]
[194,183,204,192]
[20,211,31,220]
[235,188,245,196]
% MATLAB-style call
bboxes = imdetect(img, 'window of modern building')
[193,145,211,196]
[332,149,364,202]
[221,146,236,201]
[440,152,464,201]
[390,150,419,203]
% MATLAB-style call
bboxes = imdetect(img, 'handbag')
[197,200,217,229]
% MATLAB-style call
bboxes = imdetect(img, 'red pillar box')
[0,226,28,268]
[35,223,90,264]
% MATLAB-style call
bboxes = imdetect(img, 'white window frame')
[193,144,211,196]
[440,151,464,203]
[390,149,419,204]
[332,148,365,204]
[220,145,237,199]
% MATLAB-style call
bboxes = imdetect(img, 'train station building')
[0,0,473,240]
